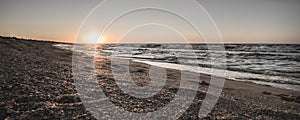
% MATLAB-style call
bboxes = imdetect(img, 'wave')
[54,43,300,92]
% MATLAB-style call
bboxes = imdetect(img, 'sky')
[0,0,299,43]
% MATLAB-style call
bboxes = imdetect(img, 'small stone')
[262,91,272,95]
[4,117,14,120]
[295,96,300,103]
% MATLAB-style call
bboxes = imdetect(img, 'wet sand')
[0,37,299,119]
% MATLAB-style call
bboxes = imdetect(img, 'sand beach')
[0,37,299,119]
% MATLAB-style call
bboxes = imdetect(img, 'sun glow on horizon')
[84,33,105,44]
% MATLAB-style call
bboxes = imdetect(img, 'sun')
[84,33,104,44]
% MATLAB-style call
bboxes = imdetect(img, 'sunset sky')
[0,0,299,43]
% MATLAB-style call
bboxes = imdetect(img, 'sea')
[55,44,300,91]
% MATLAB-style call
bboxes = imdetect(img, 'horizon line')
[1,35,299,45]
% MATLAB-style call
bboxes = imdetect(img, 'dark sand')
[0,37,299,119]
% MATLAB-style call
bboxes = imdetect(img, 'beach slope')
[0,37,299,119]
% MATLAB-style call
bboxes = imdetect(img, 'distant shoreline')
[1,36,299,45]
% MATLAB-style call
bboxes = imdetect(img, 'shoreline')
[131,59,300,92]
[0,37,299,119]
[55,43,300,92]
